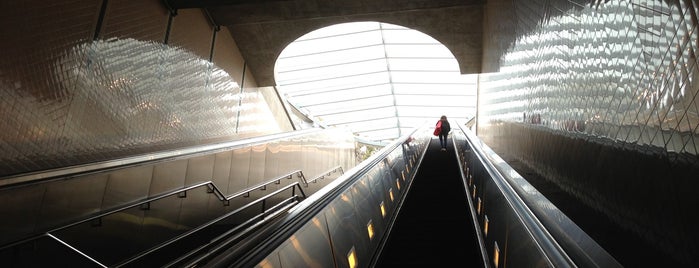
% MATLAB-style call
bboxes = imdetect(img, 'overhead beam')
[165,0,292,9]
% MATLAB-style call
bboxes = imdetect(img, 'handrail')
[171,197,301,267]
[225,170,305,201]
[1,128,323,188]
[0,180,224,267]
[0,170,318,268]
[205,123,429,267]
[115,167,344,267]
[114,182,307,267]
[1,168,307,251]
[455,121,575,267]
[451,129,490,267]
[455,120,621,267]
[305,165,344,185]
[45,233,108,268]
[0,180,214,250]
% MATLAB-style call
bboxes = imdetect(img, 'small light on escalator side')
[493,242,500,268]
[380,201,386,217]
[348,246,358,268]
[477,197,482,215]
[484,215,489,236]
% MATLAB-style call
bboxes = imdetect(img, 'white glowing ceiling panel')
[275,21,477,142]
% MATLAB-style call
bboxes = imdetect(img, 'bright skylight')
[275,21,477,142]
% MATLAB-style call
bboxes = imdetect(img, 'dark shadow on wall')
[480,122,698,267]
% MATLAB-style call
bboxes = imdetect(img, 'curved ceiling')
[165,0,488,86]
[162,0,499,141]
[274,22,477,142]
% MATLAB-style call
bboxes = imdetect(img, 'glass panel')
[275,21,478,141]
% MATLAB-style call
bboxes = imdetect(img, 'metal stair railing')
[156,167,345,267]
[304,165,344,186]
[224,170,306,202]
[0,169,312,267]
[116,182,307,267]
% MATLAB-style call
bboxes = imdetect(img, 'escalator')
[1,124,623,267]
[0,128,355,268]
[374,138,484,266]
[373,121,622,268]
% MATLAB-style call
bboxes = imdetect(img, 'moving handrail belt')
[454,120,622,267]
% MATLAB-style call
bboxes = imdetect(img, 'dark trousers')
[438,133,448,148]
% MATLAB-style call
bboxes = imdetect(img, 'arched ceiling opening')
[193,0,488,86]
[275,22,477,142]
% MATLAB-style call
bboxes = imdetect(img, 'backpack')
[433,120,442,136]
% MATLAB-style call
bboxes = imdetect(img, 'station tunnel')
[1,0,698,267]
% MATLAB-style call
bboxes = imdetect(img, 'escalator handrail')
[114,182,308,267]
[456,121,622,267]
[455,121,576,267]
[204,123,430,267]
[165,166,344,267]
[168,196,302,267]
[451,126,491,267]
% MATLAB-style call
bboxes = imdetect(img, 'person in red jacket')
[436,115,451,151]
